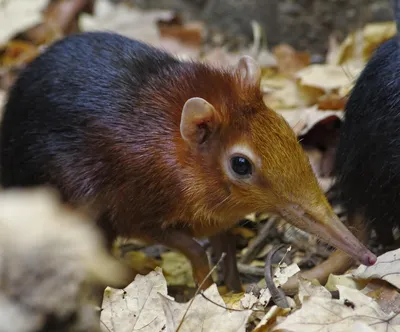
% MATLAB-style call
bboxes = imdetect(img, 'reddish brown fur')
[84,61,324,245]
[2,33,361,291]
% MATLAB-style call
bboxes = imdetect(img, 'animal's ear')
[180,97,218,146]
[235,55,261,86]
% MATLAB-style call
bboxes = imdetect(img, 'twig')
[200,291,266,313]
[239,216,278,264]
[176,253,226,332]
[237,263,264,277]
[265,244,290,309]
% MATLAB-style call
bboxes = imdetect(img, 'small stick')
[237,263,265,277]
[265,244,290,308]
[200,291,266,313]
[239,216,278,264]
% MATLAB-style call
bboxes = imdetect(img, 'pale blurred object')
[0,187,127,332]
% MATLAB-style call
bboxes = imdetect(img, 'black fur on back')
[0,31,180,197]
[334,36,400,230]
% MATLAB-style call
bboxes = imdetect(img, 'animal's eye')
[231,156,252,177]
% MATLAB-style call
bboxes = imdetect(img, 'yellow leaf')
[121,250,161,276]
[231,227,256,239]
[325,273,363,292]
[161,251,195,287]
[334,22,396,65]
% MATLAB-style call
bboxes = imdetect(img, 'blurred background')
[116,0,394,54]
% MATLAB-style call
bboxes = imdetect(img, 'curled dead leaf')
[353,248,400,290]
[273,285,400,332]
[156,13,204,47]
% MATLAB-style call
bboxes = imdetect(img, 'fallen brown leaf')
[273,43,310,78]
[156,13,204,47]
[1,40,39,68]
[363,280,400,315]
[317,92,348,111]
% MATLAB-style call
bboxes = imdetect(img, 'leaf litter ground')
[1,1,400,331]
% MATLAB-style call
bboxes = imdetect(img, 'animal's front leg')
[210,230,243,292]
[156,229,214,290]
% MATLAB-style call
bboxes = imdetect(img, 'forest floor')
[1,1,400,332]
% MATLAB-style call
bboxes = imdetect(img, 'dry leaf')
[84,0,201,59]
[263,79,305,109]
[317,92,347,110]
[120,250,161,277]
[274,263,300,287]
[161,251,195,287]
[254,305,289,332]
[352,321,378,332]
[297,278,331,304]
[363,280,400,315]
[335,22,396,65]
[100,267,172,332]
[325,273,362,292]
[157,19,204,47]
[298,85,327,106]
[273,285,400,332]
[353,248,400,289]
[244,212,270,223]
[80,0,173,48]
[202,47,242,67]
[1,40,39,68]
[296,64,360,92]
[273,43,310,78]
[231,227,256,240]
[0,0,47,45]
[261,73,290,91]
[240,292,259,309]
[160,284,252,332]
[222,292,246,310]
[277,105,343,139]
[240,288,272,310]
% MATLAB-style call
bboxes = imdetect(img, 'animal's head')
[178,56,376,266]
